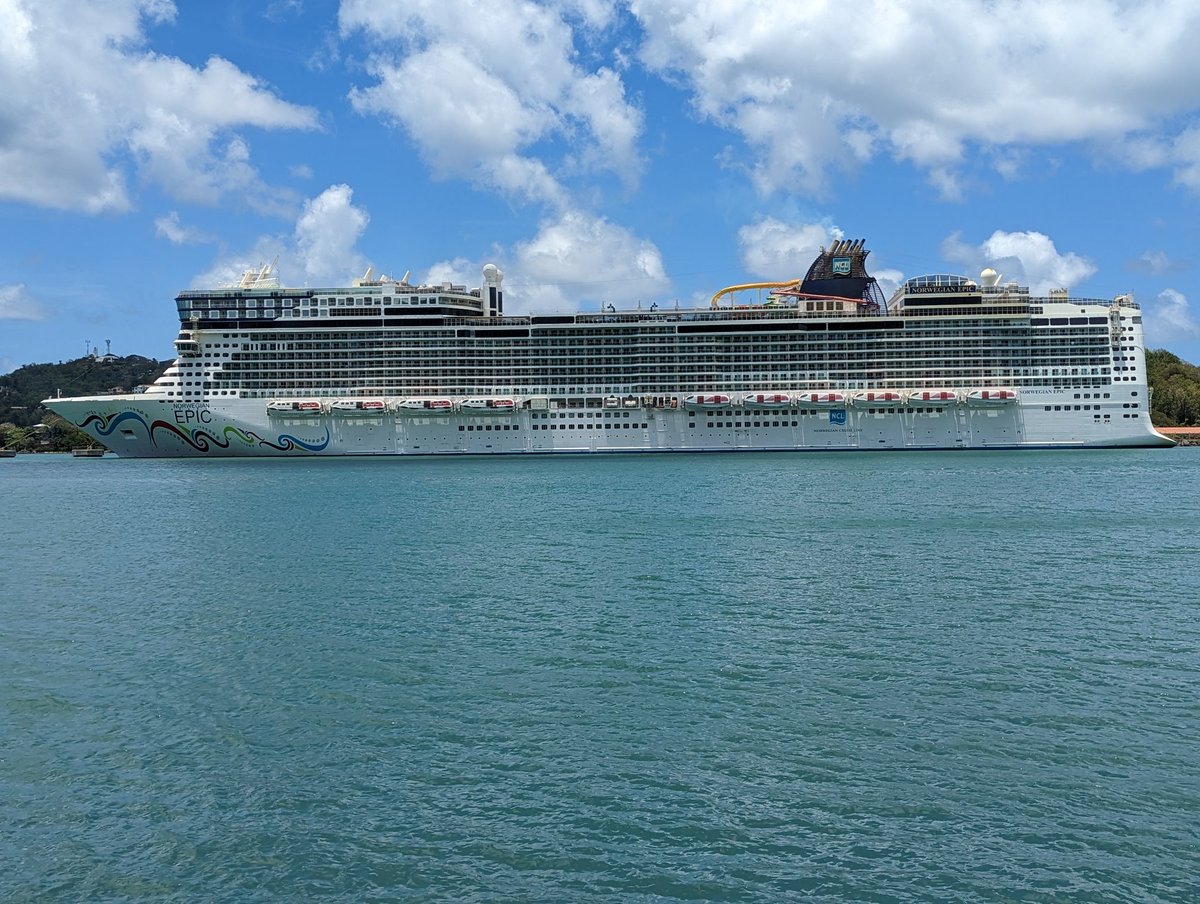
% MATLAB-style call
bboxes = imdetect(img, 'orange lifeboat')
[965,388,1018,407]
[683,394,732,410]
[795,391,847,408]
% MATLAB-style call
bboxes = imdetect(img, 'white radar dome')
[980,267,1000,287]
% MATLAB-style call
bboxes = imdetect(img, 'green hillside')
[1,355,168,450]
[1146,349,1200,426]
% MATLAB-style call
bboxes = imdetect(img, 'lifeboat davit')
[965,388,1018,407]
[795,391,847,408]
[682,393,732,410]
[461,397,517,413]
[331,398,389,415]
[267,399,325,416]
[396,398,454,414]
[907,390,960,406]
[851,390,904,407]
[742,392,792,409]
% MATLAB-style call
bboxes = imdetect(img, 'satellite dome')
[980,267,1000,287]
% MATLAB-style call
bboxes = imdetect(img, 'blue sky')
[3,0,1200,374]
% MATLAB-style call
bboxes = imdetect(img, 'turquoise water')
[3,450,1199,903]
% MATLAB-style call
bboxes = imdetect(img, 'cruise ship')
[44,241,1174,456]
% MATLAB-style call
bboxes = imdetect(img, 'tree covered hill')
[1,355,168,429]
[1146,349,1200,427]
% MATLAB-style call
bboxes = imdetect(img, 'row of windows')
[531,423,647,430]
[179,293,469,310]
[159,379,1129,399]
[218,335,1110,351]
[1047,404,1139,412]
[533,411,636,418]
[202,322,1122,344]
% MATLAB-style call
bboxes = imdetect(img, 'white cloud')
[1169,126,1200,190]
[630,0,1200,196]
[737,218,841,278]
[192,189,666,317]
[1144,288,1200,347]
[927,168,965,203]
[294,184,370,285]
[422,258,482,289]
[341,0,642,205]
[421,210,670,312]
[264,0,303,23]
[1129,249,1177,276]
[560,0,620,31]
[0,0,318,214]
[510,210,670,311]
[154,211,212,245]
[872,267,907,304]
[0,283,45,320]
[942,230,1096,294]
[191,236,288,290]
[1109,126,1200,192]
[192,185,370,288]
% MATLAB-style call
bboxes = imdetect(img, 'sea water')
[2,449,1199,903]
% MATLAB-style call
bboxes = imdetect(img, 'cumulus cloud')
[341,0,642,206]
[0,284,45,320]
[737,218,841,278]
[192,189,666,317]
[191,236,288,290]
[942,230,1096,294]
[192,185,370,288]
[422,258,483,289]
[421,211,670,312]
[0,0,317,214]
[510,211,669,311]
[1143,288,1200,346]
[630,0,1200,197]
[294,184,371,285]
[1108,125,1200,193]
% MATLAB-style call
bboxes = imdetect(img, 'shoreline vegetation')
[3,351,1199,453]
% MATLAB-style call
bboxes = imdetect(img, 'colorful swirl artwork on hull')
[78,412,331,454]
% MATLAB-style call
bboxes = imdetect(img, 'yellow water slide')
[709,279,803,309]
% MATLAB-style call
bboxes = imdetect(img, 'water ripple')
[2,450,1199,902]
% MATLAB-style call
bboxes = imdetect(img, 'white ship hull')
[51,392,1173,458]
